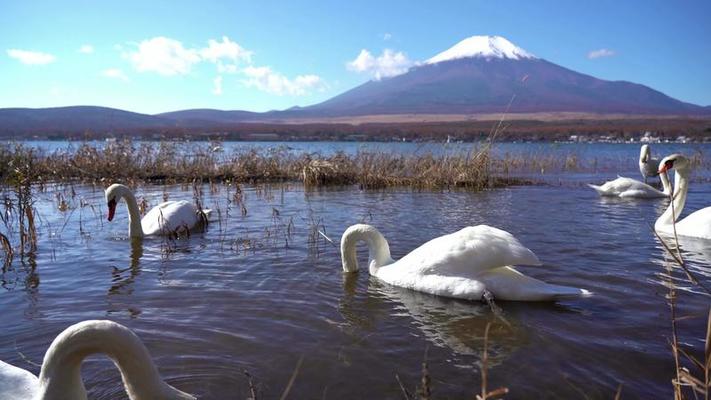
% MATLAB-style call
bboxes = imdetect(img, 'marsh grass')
[654,187,711,399]
[0,141,539,190]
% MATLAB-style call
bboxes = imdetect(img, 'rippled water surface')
[1,143,710,399]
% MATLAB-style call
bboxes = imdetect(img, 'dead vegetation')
[0,141,538,191]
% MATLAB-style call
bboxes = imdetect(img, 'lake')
[0,141,710,399]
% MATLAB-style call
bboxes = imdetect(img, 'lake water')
[1,141,710,399]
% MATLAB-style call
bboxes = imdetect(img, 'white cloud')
[102,68,129,82]
[587,48,615,59]
[79,44,94,54]
[347,48,412,80]
[213,75,223,95]
[127,37,201,75]
[7,49,56,65]
[242,66,322,96]
[383,33,392,41]
[200,36,252,64]
[217,62,239,74]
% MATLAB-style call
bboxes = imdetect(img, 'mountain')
[301,35,708,116]
[157,109,262,125]
[0,106,167,135]
[1,36,709,137]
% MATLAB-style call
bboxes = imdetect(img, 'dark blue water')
[0,143,709,399]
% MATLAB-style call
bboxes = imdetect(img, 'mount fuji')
[297,35,707,117]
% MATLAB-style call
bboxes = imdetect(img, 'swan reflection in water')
[338,273,527,367]
[654,234,711,295]
[107,239,144,318]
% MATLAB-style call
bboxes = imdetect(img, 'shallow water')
[1,147,710,399]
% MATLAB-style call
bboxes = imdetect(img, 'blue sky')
[1,0,710,114]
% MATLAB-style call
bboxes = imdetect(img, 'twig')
[279,355,304,400]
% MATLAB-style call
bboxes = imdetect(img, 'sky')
[1,0,710,114]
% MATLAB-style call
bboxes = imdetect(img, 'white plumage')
[0,320,195,400]
[588,173,671,199]
[655,154,711,239]
[105,184,210,238]
[639,144,660,184]
[340,224,590,301]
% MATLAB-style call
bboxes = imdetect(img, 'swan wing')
[141,200,199,236]
[477,266,591,301]
[677,206,711,239]
[0,360,39,399]
[590,177,663,198]
[391,225,541,278]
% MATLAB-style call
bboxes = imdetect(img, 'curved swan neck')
[657,168,689,227]
[114,185,144,238]
[340,224,394,274]
[659,168,672,195]
[38,320,189,400]
[640,145,650,163]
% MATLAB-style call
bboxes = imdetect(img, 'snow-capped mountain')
[301,36,707,116]
[426,35,535,63]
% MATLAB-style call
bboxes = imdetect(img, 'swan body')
[639,144,660,183]
[106,184,210,238]
[588,171,671,198]
[340,224,590,301]
[655,154,711,239]
[0,320,195,400]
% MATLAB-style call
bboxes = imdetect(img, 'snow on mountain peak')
[426,35,536,64]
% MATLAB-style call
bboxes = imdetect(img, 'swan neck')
[38,321,175,399]
[639,146,649,163]
[658,169,689,227]
[120,188,144,238]
[659,169,672,195]
[340,225,393,274]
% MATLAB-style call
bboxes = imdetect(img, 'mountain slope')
[302,36,707,116]
[0,106,167,134]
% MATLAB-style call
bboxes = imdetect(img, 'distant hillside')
[157,109,262,125]
[0,106,167,135]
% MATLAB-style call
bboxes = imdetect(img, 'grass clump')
[0,140,531,191]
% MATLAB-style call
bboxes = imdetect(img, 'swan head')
[658,154,689,174]
[105,183,129,222]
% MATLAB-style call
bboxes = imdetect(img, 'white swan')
[340,224,590,301]
[106,184,210,239]
[654,154,711,239]
[588,171,671,198]
[0,320,195,400]
[639,144,660,183]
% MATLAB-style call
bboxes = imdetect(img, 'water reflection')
[339,273,525,366]
[106,239,143,318]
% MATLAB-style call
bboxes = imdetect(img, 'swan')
[639,144,660,183]
[654,154,711,239]
[0,320,195,400]
[105,184,210,238]
[588,170,671,198]
[340,224,590,301]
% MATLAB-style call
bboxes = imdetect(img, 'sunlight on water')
[0,143,709,398]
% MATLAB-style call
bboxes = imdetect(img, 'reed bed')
[0,141,538,190]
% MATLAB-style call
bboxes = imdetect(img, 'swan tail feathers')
[480,267,591,301]
[587,184,606,195]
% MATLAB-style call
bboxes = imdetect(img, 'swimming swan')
[639,144,660,183]
[655,154,711,239]
[0,320,195,400]
[588,171,671,199]
[340,224,590,301]
[105,184,210,239]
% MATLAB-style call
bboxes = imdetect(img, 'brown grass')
[0,141,536,191]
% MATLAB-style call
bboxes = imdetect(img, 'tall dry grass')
[0,141,533,190]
